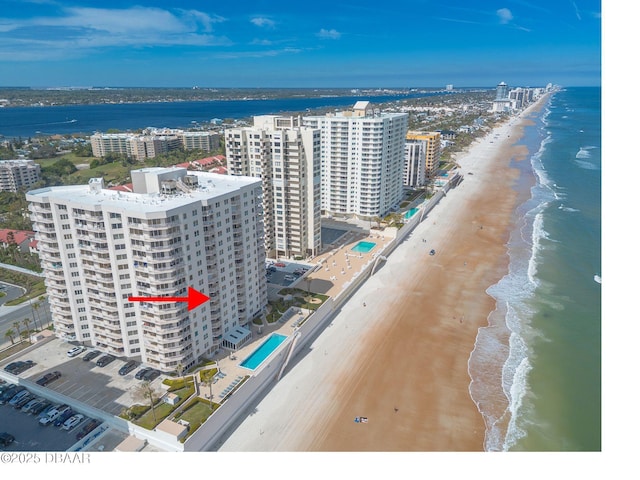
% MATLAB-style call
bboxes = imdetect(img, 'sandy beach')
[217,99,546,452]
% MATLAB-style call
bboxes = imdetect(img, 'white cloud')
[317,28,341,39]
[497,8,513,24]
[0,6,231,61]
[251,17,276,28]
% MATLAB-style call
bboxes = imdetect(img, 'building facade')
[303,101,409,218]
[0,159,41,192]
[27,168,267,372]
[405,131,441,186]
[225,115,321,259]
[90,130,220,160]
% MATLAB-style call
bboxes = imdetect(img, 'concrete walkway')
[0,261,45,277]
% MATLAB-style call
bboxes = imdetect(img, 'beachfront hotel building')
[225,115,321,259]
[0,159,41,192]
[404,131,441,187]
[303,101,409,218]
[26,167,267,371]
[90,130,220,161]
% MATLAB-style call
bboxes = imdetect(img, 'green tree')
[4,328,16,345]
[22,318,32,343]
[12,321,22,342]
[133,381,160,425]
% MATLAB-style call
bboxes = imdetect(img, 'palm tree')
[38,295,48,329]
[175,362,186,388]
[133,381,160,425]
[201,374,215,410]
[4,328,16,345]
[12,321,21,343]
[31,299,42,330]
[22,318,32,343]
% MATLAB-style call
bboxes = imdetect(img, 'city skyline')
[0,0,601,88]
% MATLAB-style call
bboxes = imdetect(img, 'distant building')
[303,102,408,217]
[405,132,441,187]
[27,168,267,371]
[0,159,41,192]
[90,129,220,160]
[446,84,454,91]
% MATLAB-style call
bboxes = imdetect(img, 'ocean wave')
[576,146,597,159]
[594,274,601,284]
[574,159,600,171]
[558,204,580,212]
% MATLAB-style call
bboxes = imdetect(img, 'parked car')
[96,355,115,367]
[429,249,436,256]
[67,346,86,357]
[3,360,35,374]
[0,386,21,404]
[8,390,30,407]
[37,403,59,420]
[134,367,151,380]
[62,414,84,431]
[53,409,75,427]
[82,350,100,362]
[21,397,44,413]
[30,401,51,416]
[142,369,161,382]
[0,432,14,447]
[13,394,34,409]
[76,419,101,440]
[36,371,62,386]
[39,405,70,426]
[118,361,137,376]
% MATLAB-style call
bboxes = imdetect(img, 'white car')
[39,405,70,426]
[62,414,84,431]
[67,346,86,357]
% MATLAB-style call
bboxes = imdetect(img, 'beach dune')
[217,101,544,452]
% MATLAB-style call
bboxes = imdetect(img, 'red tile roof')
[0,229,34,246]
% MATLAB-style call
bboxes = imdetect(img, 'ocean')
[0,91,444,139]
[469,87,601,451]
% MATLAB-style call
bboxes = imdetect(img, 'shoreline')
[216,97,550,452]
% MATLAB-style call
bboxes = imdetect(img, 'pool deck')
[192,225,393,404]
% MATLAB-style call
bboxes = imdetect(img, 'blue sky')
[0,0,601,88]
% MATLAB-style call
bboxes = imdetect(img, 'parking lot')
[3,338,166,416]
[265,260,312,288]
[0,397,101,451]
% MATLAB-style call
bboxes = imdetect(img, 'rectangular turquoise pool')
[404,207,419,219]
[351,241,376,253]
[240,333,288,370]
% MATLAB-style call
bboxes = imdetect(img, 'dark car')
[0,386,21,404]
[53,409,75,427]
[142,369,161,382]
[429,249,436,256]
[0,432,14,447]
[13,394,34,409]
[96,355,115,367]
[3,360,35,374]
[76,419,101,441]
[118,361,137,376]
[29,401,51,416]
[82,351,100,362]
[134,367,151,380]
[36,371,62,386]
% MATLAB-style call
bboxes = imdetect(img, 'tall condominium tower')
[405,131,441,184]
[496,81,509,100]
[225,115,321,259]
[303,101,409,218]
[27,167,267,372]
[0,159,41,192]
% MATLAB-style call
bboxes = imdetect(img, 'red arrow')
[128,287,210,311]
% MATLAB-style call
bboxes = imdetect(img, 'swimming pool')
[404,207,419,219]
[240,333,288,370]
[351,241,376,253]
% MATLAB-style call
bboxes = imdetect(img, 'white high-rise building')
[304,101,409,218]
[27,167,267,372]
[225,115,321,259]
